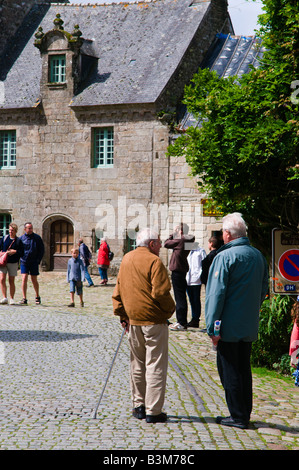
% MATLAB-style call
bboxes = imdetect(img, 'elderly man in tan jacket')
[112,228,175,423]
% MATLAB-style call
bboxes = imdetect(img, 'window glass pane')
[93,128,114,168]
[0,131,16,169]
[52,220,74,255]
[50,55,66,83]
[0,214,12,238]
[61,243,67,254]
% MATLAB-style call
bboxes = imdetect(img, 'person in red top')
[290,297,299,368]
[97,237,110,285]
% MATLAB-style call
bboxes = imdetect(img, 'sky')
[228,0,264,35]
[67,0,265,37]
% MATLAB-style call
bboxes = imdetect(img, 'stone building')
[0,0,261,271]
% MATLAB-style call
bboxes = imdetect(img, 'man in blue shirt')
[205,213,268,429]
[19,222,44,305]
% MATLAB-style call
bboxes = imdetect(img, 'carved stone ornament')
[34,15,84,51]
[53,13,64,30]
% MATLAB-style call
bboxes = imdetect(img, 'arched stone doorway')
[42,215,74,271]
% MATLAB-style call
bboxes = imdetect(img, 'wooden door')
[50,220,74,271]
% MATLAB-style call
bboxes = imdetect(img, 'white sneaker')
[0,298,8,304]
[169,322,187,331]
[9,299,16,305]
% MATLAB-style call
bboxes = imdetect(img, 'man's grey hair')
[136,228,159,247]
[222,213,247,238]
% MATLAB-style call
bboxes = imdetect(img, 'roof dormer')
[34,14,85,100]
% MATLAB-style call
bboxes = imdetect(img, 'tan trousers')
[128,324,169,416]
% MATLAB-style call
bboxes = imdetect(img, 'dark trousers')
[217,340,253,424]
[171,271,188,326]
[186,284,201,322]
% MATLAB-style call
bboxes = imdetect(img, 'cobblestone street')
[0,272,298,453]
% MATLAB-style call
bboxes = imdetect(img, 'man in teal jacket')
[205,213,268,429]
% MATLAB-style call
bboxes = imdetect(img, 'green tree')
[167,0,299,256]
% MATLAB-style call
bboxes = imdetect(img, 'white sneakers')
[0,298,16,305]
[169,322,187,331]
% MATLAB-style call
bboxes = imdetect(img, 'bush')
[251,294,294,373]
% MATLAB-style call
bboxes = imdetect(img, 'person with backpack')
[97,237,110,285]
[78,238,94,287]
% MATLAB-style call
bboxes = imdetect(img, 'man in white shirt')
[186,242,206,328]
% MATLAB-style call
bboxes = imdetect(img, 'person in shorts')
[0,223,23,305]
[19,222,44,305]
[67,247,85,307]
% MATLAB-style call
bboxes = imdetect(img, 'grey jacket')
[205,237,268,342]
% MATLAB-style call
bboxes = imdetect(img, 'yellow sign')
[201,199,223,217]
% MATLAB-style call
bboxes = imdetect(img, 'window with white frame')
[0,130,16,169]
[49,54,66,83]
[125,228,138,253]
[0,214,12,238]
[93,127,114,168]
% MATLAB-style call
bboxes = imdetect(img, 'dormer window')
[34,15,88,97]
[49,55,66,83]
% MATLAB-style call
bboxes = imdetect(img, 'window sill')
[47,82,67,89]
[93,166,114,169]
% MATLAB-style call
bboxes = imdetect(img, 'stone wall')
[0,97,171,270]
[168,155,222,254]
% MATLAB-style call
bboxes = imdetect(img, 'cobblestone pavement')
[0,272,298,452]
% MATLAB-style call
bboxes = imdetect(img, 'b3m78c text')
[147,454,195,465]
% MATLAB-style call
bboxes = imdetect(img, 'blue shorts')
[20,262,39,276]
[69,280,83,295]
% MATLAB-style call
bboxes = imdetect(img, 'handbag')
[0,239,15,267]
[0,251,9,267]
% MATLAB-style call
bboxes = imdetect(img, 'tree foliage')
[167,0,299,255]
[251,294,294,372]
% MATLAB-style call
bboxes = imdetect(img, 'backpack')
[108,250,114,261]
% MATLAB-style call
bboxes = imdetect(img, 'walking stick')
[93,327,126,419]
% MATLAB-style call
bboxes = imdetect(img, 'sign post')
[272,229,299,294]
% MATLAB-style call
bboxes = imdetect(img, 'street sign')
[278,249,299,282]
[272,229,299,294]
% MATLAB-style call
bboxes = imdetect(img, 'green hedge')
[251,294,294,374]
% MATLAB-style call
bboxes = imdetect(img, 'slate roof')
[0,0,213,109]
[179,33,266,129]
